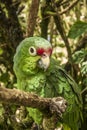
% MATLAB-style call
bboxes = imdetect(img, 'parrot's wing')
[45,58,82,102]
[45,58,83,130]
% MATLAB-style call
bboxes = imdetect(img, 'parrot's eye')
[29,46,37,56]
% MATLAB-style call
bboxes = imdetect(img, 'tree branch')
[40,1,50,39]
[26,0,40,37]
[0,86,67,116]
[60,0,79,15]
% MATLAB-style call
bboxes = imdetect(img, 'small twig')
[60,0,79,15]
[59,0,70,6]
[16,5,25,15]
[11,0,21,7]
[81,87,87,95]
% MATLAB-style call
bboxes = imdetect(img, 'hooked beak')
[38,53,50,71]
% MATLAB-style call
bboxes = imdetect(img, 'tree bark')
[40,2,50,39]
[0,86,67,116]
[0,0,23,49]
[26,0,40,37]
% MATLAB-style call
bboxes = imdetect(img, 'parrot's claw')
[50,97,67,117]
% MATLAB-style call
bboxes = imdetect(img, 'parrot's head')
[13,37,52,77]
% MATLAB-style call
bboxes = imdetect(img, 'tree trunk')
[26,0,40,37]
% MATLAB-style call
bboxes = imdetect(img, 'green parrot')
[13,37,82,130]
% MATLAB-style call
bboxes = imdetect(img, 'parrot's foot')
[50,97,67,117]
[42,97,67,130]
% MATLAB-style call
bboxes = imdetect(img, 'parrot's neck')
[17,71,46,97]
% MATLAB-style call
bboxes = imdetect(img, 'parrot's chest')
[25,73,46,97]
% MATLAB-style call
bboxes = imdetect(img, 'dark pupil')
[30,48,34,53]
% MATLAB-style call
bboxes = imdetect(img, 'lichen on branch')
[0,86,67,117]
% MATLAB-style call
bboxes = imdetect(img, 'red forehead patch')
[37,48,44,55]
[37,48,52,56]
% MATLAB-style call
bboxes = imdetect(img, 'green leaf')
[81,61,87,75]
[72,49,87,63]
[0,72,9,84]
[72,49,86,63]
[68,21,87,39]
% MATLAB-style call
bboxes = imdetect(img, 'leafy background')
[0,0,87,129]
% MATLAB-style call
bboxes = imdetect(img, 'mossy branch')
[0,86,67,116]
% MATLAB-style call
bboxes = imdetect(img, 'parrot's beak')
[38,52,50,71]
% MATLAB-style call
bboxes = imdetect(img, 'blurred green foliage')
[0,0,87,129]
[68,21,87,39]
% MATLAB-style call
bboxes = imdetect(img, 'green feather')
[45,58,83,130]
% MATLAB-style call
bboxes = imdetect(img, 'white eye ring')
[29,46,37,56]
